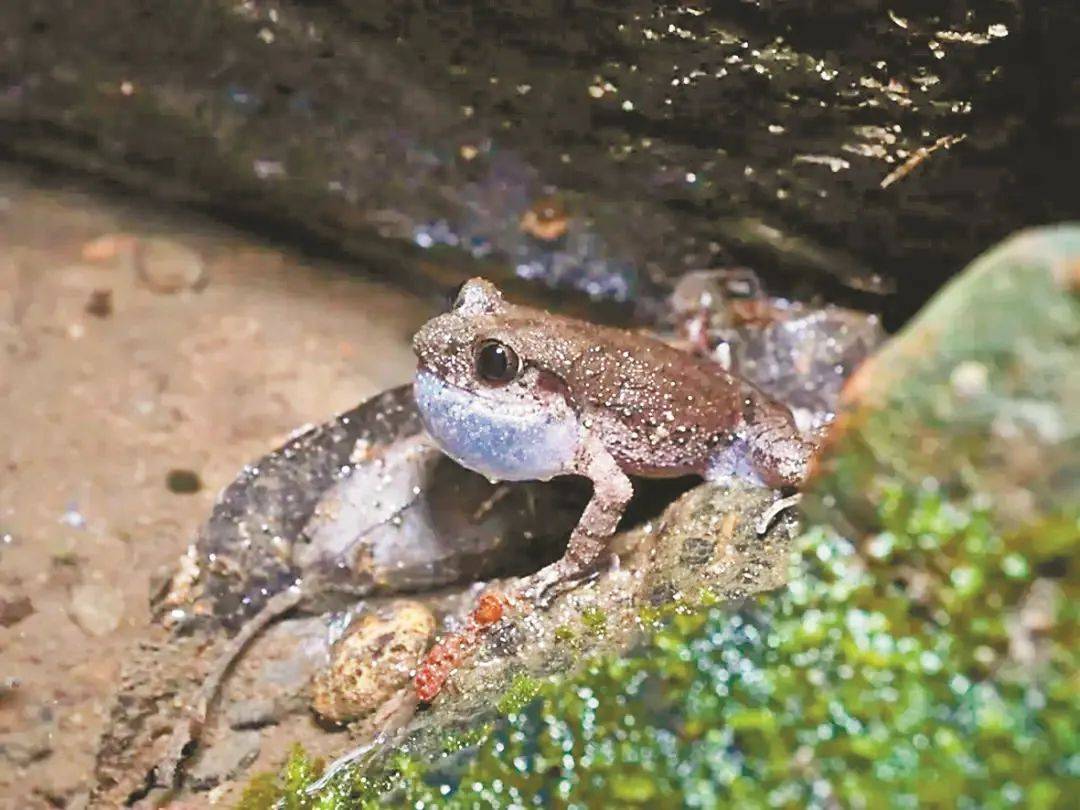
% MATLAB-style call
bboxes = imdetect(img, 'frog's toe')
[521,562,601,609]
[754,493,803,535]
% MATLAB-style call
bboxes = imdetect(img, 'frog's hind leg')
[524,437,633,604]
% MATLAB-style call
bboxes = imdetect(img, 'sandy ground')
[0,172,433,808]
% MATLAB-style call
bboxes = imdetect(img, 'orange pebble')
[81,233,136,263]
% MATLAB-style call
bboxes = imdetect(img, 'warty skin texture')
[412,278,812,595]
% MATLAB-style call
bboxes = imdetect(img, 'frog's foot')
[521,558,605,608]
[755,493,802,535]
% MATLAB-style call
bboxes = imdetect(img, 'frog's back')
[559,326,756,477]
[491,306,810,487]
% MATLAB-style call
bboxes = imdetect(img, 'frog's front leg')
[525,435,633,601]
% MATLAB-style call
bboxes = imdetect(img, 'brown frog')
[412,278,813,597]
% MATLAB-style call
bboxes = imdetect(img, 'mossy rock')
[807,225,1080,541]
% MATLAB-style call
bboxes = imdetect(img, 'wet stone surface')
[355,481,794,791]
[4,2,1079,321]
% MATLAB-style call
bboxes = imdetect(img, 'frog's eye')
[474,339,521,384]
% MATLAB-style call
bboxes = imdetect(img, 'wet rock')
[187,730,261,790]
[221,484,785,803]
[311,601,435,724]
[808,225,1080,535]
[669,268,884,431]
[248,617,329,697]
[5,2,1080,316]
[134,237,207,293]
[68,582,125,637]
[0,728,52,766]
[225,698,281,730]
[0,592,34,627]
[364,482,791,774]
[216,615,331,732]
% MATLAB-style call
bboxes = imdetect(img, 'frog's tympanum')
[413,278,813,598]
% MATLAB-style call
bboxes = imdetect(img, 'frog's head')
[411,278,583,482]
[412,278,515,388]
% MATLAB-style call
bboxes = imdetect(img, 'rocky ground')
[1,167,1073,808]
[0,170,432,808]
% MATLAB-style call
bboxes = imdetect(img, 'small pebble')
[69,583,125,637]
[311,601,435,724]
[85,289,113,318]
[226,698,282,730]
[80,233,136,263]
[135,237,207,293]
[0,728,52,766]
[0,594,34,628]
[166,469,202,494]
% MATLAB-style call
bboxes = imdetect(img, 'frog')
[412,278,814,599]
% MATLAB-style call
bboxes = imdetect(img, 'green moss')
[441,723,494,754]
[635,603,665,631]
[496,672,542,717]
[697,586,721,607]
[243,487,1075,809]
[581,606,607,634]
[235,771,280,810]
[553,624,576,642]
[236,746,326,810]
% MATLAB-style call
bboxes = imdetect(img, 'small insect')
[473,592,507,625]
[414,592,514,702]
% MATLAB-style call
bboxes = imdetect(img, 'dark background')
[2,1,1077,325]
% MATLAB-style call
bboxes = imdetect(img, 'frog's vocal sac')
[412,278,813,596]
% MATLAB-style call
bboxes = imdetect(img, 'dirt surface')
[0,172,432,808]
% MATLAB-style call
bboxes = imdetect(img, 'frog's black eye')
[474,339,521,384]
